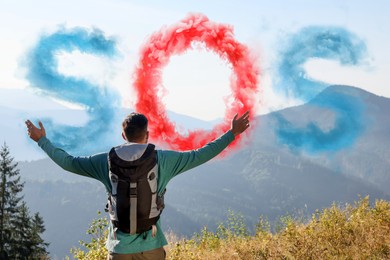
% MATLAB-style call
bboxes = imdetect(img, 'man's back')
[35,130,235,253]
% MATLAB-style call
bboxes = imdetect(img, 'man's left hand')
[230,111,250,137]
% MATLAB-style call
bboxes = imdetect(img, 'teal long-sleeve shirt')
[37,130,235,254]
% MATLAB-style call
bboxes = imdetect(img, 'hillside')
[166,85,390,229]
[67,197,390,259]
[17,85,390,258]
[164,198,390,259]
[267,85,390,194]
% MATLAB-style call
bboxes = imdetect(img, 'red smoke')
[133,13,260,151]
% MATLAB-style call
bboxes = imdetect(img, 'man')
[25,111,250,259]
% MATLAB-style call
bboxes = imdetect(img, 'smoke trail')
[133,13,260,151]
[24,27,120,155]
[273,27,368,152]
[275,26,367,101]
[273,86,365,153]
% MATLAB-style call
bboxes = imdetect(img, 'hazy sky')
[1,0,389,120]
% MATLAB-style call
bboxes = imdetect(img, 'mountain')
[307,86,390,192]
[265,85,390,194]
[14,85,390,258]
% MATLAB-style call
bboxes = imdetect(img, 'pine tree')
[9,202,31,258]
[0,143,49,259]
[30,212,49,258]
[0,143,24,258]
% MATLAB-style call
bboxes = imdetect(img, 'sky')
[1,0,389,121]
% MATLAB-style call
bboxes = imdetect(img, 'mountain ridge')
[9,85,390,258]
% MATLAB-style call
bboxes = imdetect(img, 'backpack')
[106,143,165,235]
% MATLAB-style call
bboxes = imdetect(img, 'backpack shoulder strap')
[130,182,137,235]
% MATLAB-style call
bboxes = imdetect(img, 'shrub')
[166,197,390,259]
[68,197,390,259]
[68,211,108,260]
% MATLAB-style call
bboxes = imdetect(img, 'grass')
[166,197,390,259]
[70,197,390,259]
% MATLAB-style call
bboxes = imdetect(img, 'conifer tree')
[30,212,49,258]
[0,143,49,259]
[0,143,24,258]
[9,202,31,258]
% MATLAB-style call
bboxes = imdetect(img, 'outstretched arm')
[24,120,109,186]
[157,111,252,185]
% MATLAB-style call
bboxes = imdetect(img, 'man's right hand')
[25,120,46,142]
[230,111,251,137]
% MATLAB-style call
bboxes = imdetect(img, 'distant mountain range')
[4,85,390,258]
[169,85,390,228]
[0,88,217,161]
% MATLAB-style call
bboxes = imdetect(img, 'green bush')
[68,211,108,260]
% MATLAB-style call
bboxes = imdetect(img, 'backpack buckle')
[130,183,137,198]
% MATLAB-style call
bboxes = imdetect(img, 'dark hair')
[122,113,148,142]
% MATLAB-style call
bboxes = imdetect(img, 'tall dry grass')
[166,197,390,259]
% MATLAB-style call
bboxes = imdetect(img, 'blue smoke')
[273,87,365,153]
[275,26,367,101]
[273,27,368,153]
[24,27,121,155]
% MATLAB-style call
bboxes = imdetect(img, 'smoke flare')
[133,13,260,151]
[25,27,120,154]
[273,27,368,152]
